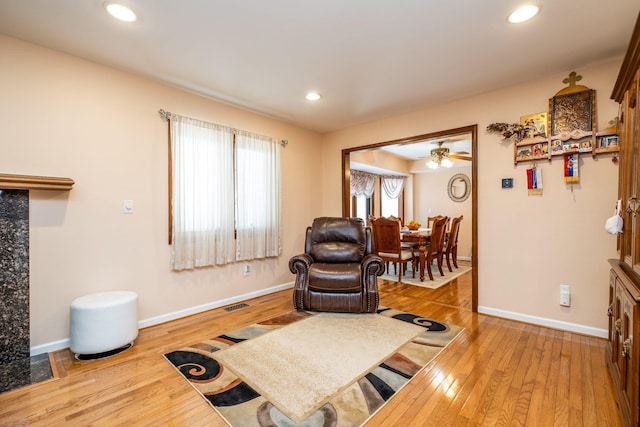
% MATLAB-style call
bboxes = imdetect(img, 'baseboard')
[30,282,295,356]
[137,282,294,329]
[30,338,71,356]
[478,306,608,338]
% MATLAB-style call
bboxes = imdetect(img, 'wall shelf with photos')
[490,72,620,165]
[514,131,618,164]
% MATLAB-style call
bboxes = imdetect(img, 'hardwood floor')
[0,269,623,426]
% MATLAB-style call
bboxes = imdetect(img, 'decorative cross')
[563,71,582,87]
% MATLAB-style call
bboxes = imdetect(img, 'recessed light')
[508,5,540,24]
[104,3,137,22]
[305,92,321,101]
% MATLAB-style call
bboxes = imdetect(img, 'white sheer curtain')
[170,114,235,270]
[350,170,376,197]
[381,176,405,199]
[235,130,282,261]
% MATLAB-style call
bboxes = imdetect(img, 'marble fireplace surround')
[0,173,73,392]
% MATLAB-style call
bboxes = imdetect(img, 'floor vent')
[224,303,249,312]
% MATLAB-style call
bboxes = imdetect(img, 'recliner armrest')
[289,253,313,275]
[361,254,385,277]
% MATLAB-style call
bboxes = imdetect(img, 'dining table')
[401,228,431,281]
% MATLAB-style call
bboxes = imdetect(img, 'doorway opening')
[341,125,478,311]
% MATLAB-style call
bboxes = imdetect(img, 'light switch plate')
[123,199,134,214]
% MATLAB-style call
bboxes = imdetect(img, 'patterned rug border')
[164,307,464,426]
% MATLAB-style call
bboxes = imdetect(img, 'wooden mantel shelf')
[0,173,74,191]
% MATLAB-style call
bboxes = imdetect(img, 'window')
[381,188,400,218]
[353,195,372,223]
[169,114,281,271]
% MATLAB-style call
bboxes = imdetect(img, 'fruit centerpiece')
[406,220,421,230]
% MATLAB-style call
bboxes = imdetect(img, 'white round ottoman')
[70,291,138,358]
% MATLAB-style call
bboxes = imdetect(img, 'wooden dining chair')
[427,215,446,231]
[370,216,416,282]
[424,216,448,280]
[444,215,463,271]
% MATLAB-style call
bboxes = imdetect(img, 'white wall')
[0,35,323,351]
[322,58,622,336]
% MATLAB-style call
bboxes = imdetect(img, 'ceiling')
[0,1,638,134]
[352,133,473,175]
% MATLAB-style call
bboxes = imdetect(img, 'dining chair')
[424,216,448,280]
[370,216,416,282]
[427,215,444,229]
[444,215,463,271]
[389,215,418,252]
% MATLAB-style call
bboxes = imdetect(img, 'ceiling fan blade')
[453,151,470,155]
[449,153,472,161]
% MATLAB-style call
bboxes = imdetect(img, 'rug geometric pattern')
[164,307,463,426]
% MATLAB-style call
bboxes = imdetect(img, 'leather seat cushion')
[308,263,361,293]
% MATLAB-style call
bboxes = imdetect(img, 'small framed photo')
[520,112,548,138]
[532,144,543,157]
[603,135,619,148]
[517,147,532,158]
[550,140,563,153]
[579,140,593,152]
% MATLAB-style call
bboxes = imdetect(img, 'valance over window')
[381,176,405,199]
[350,170,376,197]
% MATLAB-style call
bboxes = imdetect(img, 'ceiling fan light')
[426,159,439,169]
[441,158,454,168]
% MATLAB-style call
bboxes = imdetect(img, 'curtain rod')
[158,108,288,147]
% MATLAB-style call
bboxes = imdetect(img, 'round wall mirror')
[448,173,471,202]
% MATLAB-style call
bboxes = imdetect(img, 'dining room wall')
[412,166,472,260]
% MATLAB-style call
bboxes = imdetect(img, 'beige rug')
[164,307,463,426]
[215,312,424,422]
[381,263,471,289]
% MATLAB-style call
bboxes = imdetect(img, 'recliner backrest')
[306,217,367,263]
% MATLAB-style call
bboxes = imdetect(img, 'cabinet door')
[615,280,638,425]
[621,70,640,273]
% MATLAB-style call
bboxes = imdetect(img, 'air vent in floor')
[224,303,249,312]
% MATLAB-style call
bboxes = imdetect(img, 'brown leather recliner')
[289,217,385,313]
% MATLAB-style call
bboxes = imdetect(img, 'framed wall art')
[550,89,594,136]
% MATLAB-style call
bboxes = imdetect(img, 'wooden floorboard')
[0,268,624,426]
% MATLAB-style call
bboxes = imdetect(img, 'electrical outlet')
[243,264,250,276]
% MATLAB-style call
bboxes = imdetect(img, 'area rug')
[381,263,471,289]
[164,307,462,426]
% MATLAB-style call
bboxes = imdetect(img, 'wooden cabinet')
[608,12,640,427]
[613,13,640,273]
[608,262,640,427]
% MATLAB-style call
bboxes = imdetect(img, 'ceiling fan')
[426,141,471,169]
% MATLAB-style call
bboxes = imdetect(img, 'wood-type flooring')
[0,268,624,426]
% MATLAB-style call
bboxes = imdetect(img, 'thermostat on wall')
[502,178,513,188]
